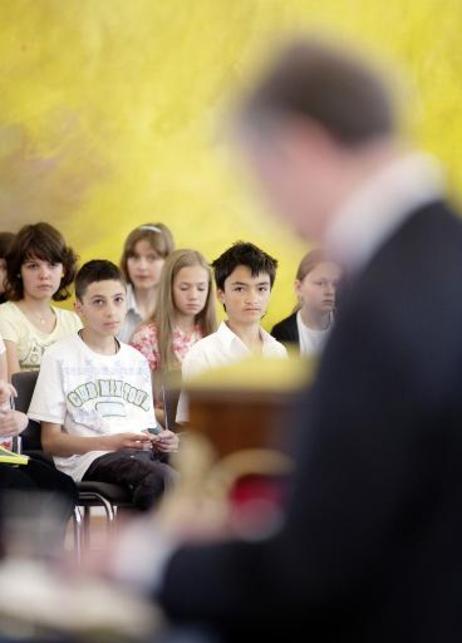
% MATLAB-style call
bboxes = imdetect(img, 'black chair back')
[11,370,42,451]
[161,384,181,431]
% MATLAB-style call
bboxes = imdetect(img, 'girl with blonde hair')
[131,248,216,373]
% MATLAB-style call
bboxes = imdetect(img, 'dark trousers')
[0,457,77,522]
[0,457,78,556]
[83,449,177,511]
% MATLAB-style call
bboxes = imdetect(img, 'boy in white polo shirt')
[28,260,178,511]
[176,242,287,422]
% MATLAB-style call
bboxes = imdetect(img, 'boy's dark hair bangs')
[212,241,278,290]
[75,259,126,300]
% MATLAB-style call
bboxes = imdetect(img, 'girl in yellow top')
[0,222,81,377]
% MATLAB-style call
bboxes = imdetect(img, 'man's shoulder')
[365,200,462,290]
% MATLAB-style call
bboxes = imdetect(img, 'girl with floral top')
[131,249,217,373]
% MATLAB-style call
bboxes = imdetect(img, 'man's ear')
[74,299,83,317]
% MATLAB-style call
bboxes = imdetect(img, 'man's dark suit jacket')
[159,200,462,642]
[271,312,299,347]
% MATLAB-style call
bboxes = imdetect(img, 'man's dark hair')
[237,37,395,147]
[75,259,125,301]
[212,241,278,290]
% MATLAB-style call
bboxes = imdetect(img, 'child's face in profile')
[218,265,271,326]
[75,279,127,338]
[173,265,209,318]
[295,261,341,315]
[127,239,165,292]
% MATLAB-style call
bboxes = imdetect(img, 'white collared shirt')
[176,321,287,422]
[326,153,444,275]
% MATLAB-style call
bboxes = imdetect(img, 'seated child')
[0,367,77,531]
[28,260,179,512]
[131,248,217,426]
[271,249,342,355]
[0,222,81,377]
[131,248,217,372]
[176,241,287,423]
[118,223,175,343]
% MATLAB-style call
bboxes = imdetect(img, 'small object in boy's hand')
[147,426,162,436]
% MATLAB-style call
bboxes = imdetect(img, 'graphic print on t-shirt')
[23,338,49,369]
[67,378,151,418]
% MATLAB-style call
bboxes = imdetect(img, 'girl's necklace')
[21,304,54,327]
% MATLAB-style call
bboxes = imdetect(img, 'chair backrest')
[11,370,41,451]
[161,384,181,431]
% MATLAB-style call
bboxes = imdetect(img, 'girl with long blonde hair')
[131,249,216,373]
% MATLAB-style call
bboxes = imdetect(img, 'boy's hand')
[103,432,153,451]
[0,409,28,437]
[0,381,17,406]
[151,429,179,453]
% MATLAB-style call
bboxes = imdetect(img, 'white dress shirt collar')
[216,320,282,357]
[325,152,444,275]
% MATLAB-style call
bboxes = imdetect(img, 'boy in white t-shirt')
[176,242,287,422]
[28,260,178,511]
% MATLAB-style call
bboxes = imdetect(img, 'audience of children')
[176,241,287,423]
[0,223,81,377]
[0,232,15,305]
[271,249,342,356]
[0,219,324,531]
[118,223,175,343]
[28,260,179,512]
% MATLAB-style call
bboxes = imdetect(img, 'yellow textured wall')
[0,0,461,327]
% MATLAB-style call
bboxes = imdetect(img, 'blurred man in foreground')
[116,38,462,642]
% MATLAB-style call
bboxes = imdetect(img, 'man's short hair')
[237,37,396,147]
[212,241,278,290]
[75,259,125,301]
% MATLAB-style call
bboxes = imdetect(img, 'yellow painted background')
[0,0,461,327]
